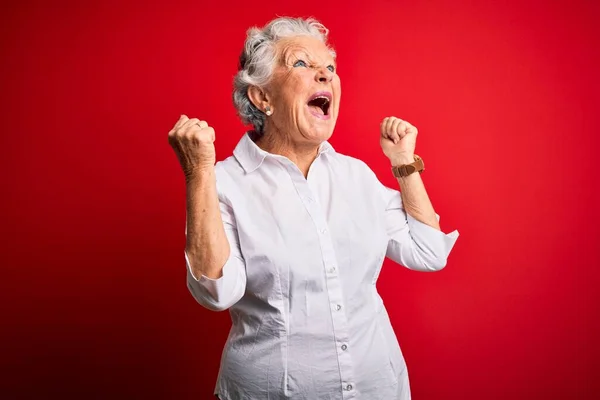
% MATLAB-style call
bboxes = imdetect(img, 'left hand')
[380,116,418,164]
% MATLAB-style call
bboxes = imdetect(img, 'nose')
[315,67,333,83]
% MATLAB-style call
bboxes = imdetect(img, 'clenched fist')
[380,116,418,164]
[168,115,216,181]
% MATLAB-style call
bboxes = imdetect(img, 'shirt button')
[336,304,342,311]
[341,344,347,351]
[346,384,353,391]
[320,228,327,234]
[329,267,336,273]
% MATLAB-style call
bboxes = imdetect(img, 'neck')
[255,127,320,178]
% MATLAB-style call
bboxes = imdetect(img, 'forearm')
[390,154,440,231]
[185,168,231,279]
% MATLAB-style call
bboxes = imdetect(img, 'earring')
[265,106,272,116]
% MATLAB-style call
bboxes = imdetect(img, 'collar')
[233,131,336,174]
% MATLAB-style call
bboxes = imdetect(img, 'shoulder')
[214,155,242,178]
[330,151,399,207]
[328,151,380,183]
[212,156,245,203]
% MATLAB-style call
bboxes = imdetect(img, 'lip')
[308,91,332,102]
[307,91,333,120]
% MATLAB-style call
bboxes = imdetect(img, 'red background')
[2,0,599,398]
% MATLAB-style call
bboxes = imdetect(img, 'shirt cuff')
[406,213,459,266]
[185,251,246,311]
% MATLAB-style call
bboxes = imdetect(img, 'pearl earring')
[265,106,272,116]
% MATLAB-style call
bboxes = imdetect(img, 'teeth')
[308,95,331,115]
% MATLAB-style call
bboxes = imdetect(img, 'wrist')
[389,153,415,166]
[185,166,215,186]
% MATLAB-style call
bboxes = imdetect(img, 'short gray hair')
[232,17,335,134]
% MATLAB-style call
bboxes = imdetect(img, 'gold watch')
[392,155,425,178]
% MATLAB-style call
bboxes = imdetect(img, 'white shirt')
[185,132,459,400]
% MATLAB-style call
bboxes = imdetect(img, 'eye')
[327,65,335,73]
[293,60,307,68]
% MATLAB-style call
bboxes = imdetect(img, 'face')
[258,35,341,146]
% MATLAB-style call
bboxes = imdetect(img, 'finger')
[382,117,394,140]
[174,114,189,131]
[380,117,390,139]
[181,118,202,133]
[404,121,418,136]
[380,117,389,129]
[203,126,216,142]
[389,118,402,143]
[396,120,409,139]
[386,117,396,136]
[197,120,209,129]
[390,117,402,135]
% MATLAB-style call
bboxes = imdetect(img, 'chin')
[304,128,333,144]
[303,118,336,144]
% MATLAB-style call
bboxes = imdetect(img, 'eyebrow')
[282,47,336,67]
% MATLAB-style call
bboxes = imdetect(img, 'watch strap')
[392,155,424,178]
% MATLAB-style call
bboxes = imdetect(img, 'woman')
[168,16,459,400]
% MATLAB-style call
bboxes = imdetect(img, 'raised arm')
[184,167,230,280]
[168,115,246,311]
[379,116,459,271]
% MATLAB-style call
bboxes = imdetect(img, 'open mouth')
[307,92,332,118]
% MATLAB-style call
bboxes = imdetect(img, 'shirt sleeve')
[185,199,247,312]
[379,183,459,271]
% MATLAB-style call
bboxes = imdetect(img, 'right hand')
[168,115,216,181]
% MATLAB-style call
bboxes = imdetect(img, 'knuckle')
[201,127,215,139]
[182,130,194,140]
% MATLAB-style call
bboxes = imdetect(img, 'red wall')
[2,0,599,398]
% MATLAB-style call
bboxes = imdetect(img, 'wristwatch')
[392,155,425,178]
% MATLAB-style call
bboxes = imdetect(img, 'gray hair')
[232,17,335,134]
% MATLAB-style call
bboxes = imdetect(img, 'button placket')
[317,229,355,398]
[289,168,356,399]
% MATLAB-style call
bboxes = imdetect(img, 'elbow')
[411,239,450,272]
[388,235,454,272]
[422,256,448,272]
[405,249,448,272]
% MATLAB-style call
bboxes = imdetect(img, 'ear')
[247,85,270,113]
